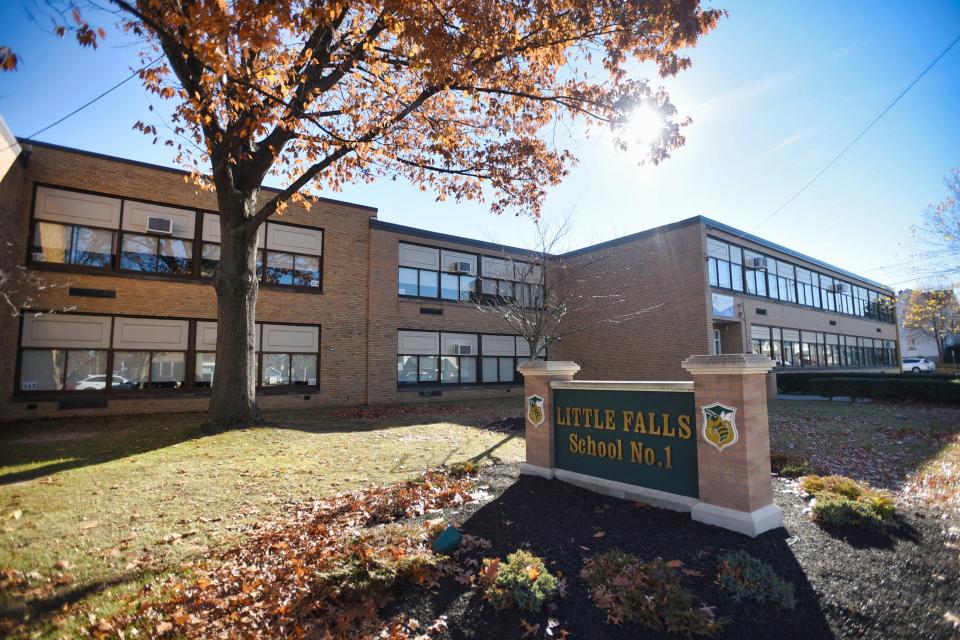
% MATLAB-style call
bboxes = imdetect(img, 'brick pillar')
[766,372,778,400]
[681,354,783,537]
[517,361,581,479]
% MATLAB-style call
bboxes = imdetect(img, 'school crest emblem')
[701,402,738,452]
[526,394,545,428]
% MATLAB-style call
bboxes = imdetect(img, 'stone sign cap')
[681,354,775,375]
[517,360,581,376]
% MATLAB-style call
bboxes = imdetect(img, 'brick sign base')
[518,355,784,538]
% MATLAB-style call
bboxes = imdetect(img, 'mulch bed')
[387,463,960,640]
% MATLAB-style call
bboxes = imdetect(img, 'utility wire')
[2,54,165,152]
[740,31,960,237]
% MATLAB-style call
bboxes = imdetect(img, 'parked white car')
[73,375,135,390]
[901,357,935,373]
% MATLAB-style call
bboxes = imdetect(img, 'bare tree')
[1,240,73,317]
[913,167,960,278]
[469,215,658,360]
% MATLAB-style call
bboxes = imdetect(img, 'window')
[750,325,771,358]
[195,352,216,387]
[397,330,526,385]
[419,270,439,298]
[119,233,193,275]
[19,349,66,391]
[32,221,115,269]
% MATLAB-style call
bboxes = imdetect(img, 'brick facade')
[0,141,901,421]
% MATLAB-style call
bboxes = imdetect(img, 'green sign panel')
[552,388,699,498]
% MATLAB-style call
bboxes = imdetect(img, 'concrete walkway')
[776,394,870,403]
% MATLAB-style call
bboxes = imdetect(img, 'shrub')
[581,550,721,636]
[777,371,960,395]
[801,474,895,529]
[807,377,960,406]
[481,550,557,612]
[770,452,813,478]
[800,475,863,500]
[812,494,885,529]
[716,550,796,610]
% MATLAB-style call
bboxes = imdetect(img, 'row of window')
[749,325,897,368]
[29,186,323,290]
[397,242,544,306]
[707,237,895,323]
[16,314,320,394]
[396,330,542,386]
[397,266,544,306]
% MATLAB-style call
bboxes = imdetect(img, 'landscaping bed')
[380,463,959,640]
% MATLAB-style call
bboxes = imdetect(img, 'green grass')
[0,397,524,637]
[768,399,960,493]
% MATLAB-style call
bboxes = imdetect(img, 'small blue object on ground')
[431,525,462,553]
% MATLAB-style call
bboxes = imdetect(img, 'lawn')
[0,397,525,637]
[2,397,958,638]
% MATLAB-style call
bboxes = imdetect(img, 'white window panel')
[440,249,477,274]
[261,324,318,353]
[481,334,515,356]
[399,243,439,269]
[515,262,543,285]
[481,256,512,280]
[196,321,261,351]
[515,336,546,358]
[397,330,439,355]
[21,313,111,349]
[707,238,729,260]
[113,317,190,351]
[440,332,478,354]
[122,201,196,239]
[34,187,121,229]
[201,213,265,246]
[266,223,322,256]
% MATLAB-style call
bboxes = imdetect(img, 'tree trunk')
[202,194,263,432]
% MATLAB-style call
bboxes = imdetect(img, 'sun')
[627,106,664,146]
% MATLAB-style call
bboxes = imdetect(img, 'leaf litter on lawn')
[91,467,482,639]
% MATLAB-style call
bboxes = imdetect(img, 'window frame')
[14,311,322,397]
[25,183,325,293]
[706,235,895,324]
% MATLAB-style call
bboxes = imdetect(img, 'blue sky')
[1,1,959,291]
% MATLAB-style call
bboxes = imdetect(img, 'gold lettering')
[630,441,643,463]
[571,408,581,427]
[634,411,647,434]
[662,413,675,438]
[556,407,566,426]
[622,410,635,432]
[569,433,578,452]
[604,409,616,430]
[647,412,660,436]
[617,439,623,460]
[678,414,692,440]
[594,408,601,427]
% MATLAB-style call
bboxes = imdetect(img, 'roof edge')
[370,219,536,256]
[16,138,379,213]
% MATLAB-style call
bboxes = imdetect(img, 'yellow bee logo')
[527,395,545,428]
[701,403,738,452]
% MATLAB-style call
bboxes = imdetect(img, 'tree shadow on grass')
[0,400,521,485]
[0,566,159,637]
[387,474,835,640]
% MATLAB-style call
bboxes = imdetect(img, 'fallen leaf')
[593,531,605,538]
[520,619,540,638]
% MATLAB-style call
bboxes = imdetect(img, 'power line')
[2,54,164,153]
[740,31,960,237]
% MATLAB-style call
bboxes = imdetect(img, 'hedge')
[806,377,960,405]
[777,371,959,395]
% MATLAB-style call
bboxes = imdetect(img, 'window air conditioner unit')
[147,217,174,234]
[453,344,473,356]
[831,283,848,293]
[454,261,472,274]
[747,257,768,269]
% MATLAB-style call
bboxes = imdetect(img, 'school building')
[0,138,899,421]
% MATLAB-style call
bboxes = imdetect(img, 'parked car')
[73,374,137,390]
[901,357,935,373]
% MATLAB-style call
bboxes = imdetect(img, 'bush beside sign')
[552,388,699,499]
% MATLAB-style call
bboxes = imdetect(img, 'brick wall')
[551,221,712,380]
[365,227,532,404]
[1,144,373,420]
